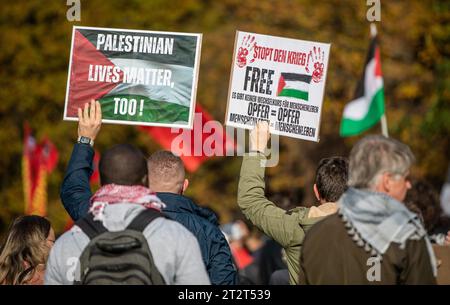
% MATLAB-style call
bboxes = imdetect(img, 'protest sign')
[225,30,330,142]
[64,26,202,128]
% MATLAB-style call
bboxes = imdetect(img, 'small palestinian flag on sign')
[277,73,312,101]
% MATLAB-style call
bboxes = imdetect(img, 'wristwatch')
[77,136,94,147]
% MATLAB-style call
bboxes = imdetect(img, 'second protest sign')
[225,30,330,142]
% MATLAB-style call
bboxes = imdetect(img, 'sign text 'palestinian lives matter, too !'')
[64,26,202,128]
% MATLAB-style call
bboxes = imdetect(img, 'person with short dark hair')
[237,122,349,284]
[54,100,209,285]
[0,215,54,285]
[147,150,187,193]
[99,143,148,186]
[60,104,235,284]
[308,157,349,218]
[147,150,238,285]
[314,157,349,203]
[299,135,437,285]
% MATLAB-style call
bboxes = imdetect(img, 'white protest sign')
[225,31,330,142]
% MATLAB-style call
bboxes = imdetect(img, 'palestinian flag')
[340,36,385,136]
[277,73,311,101]
[65,27,200,125]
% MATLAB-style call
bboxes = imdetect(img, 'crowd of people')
[1,99,449,285]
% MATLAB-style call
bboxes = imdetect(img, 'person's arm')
[60,144,94,221]
[237,122,304,249]
[60,100,102,221]
[207,229,238,285]
[400,238,437,284]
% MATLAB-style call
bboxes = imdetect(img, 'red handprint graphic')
[236,35,256,68]
[306,46,325,83]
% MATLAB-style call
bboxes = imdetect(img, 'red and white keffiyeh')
[89,184,166,221]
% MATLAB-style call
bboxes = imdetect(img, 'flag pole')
[370,23,389,137]
[380,114,388,137]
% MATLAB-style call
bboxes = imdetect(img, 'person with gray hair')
[299,135,437,285]
[347,135,414,198]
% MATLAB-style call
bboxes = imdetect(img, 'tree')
[0,0,448,237]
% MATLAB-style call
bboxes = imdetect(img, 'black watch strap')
[77,136,94,147]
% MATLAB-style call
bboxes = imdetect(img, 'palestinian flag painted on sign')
[65,27,201,127]
[340,36,385,136]
[277,73,311,101]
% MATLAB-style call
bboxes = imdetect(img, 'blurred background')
[0,0,449,238]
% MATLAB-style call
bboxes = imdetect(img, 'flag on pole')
[139,104,236,172]
[340,34,385,137]
[22,124,59,216]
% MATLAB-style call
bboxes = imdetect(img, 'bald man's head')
[99,144,147,186]
[147,150,186,194]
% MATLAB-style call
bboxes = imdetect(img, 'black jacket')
[157,192,237,284]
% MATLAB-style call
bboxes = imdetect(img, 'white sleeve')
[440,183,450,216]
[44,233,81,285]
[174,226,211,285]
[44,242,65,285]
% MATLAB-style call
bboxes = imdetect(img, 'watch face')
[80,137,91,144]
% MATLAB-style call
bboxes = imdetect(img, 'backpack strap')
[127,208,164,232]
[75,213,108,240]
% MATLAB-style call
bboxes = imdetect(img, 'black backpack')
[75,208,166,285]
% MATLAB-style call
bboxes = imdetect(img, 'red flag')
[139,104,236,172]
[40,138,59,172]
[23,124,38,214]
[22,124,59,216]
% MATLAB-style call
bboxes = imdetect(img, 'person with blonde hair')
[0,215,55,285]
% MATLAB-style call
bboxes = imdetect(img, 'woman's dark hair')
[405,180,449,233]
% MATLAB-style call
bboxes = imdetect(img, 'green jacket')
[237,154,324,285]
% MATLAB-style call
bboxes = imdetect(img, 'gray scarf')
[338,187,437,277]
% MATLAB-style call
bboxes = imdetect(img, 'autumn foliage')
[0,0,448,236]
